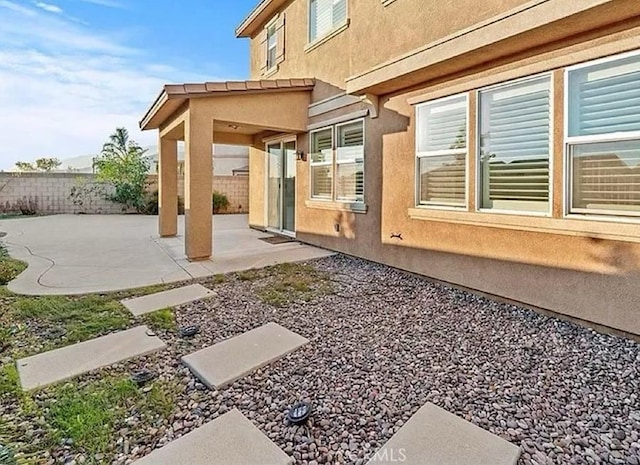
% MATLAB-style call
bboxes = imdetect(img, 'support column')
[184,109,213,260]
[158,135,178,237]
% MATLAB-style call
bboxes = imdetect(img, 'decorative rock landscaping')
[2,255,639,465]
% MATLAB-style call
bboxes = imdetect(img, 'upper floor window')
[479,75,552,213]
[310,119,365,203]
[260,14,285,75]
[309,0,347,43]
[416,95,468,208]
[266,22,277,70]
[567,51,640,217]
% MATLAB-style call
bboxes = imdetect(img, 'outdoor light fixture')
[296,150,307,162]
[287,402,312,425]
[179,325,200,338]
[131,370,156,386]
[228,124,240,130]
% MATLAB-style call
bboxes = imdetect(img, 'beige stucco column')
[183,108,213,260]
[158,135,178,237]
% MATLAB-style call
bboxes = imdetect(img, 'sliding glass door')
[266,139,296,234]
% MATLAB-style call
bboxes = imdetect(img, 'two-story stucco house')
[141,0,640,337]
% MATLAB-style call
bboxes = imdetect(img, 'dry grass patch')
[256,262,333,307]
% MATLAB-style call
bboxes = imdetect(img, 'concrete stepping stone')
[182,322,309,389]
[121,284,215,316]
[134,408,292,465]
[366,403,520,465]
[17,326,166,391]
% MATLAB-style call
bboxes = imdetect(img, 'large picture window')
[309,0,347,42]
[567,52,640,217]
[478,75,552,213]
[415,95,467,208]
[310,119,365,203]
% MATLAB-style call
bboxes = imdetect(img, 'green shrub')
[0,246,27,285]
[142,190,184,216]
[212,191,230,214]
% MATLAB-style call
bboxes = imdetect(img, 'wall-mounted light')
[296,150,307,162]
[228,124,240,130]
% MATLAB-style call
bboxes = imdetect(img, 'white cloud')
[77,0,123,8]
[0,0,229,170]
[34,2,63,14]
[0,0,36,15]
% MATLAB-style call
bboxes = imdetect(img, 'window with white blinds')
[309,0,347,42]
[567,52,640,217]
[479,76,551,213]
[310,119,365,203]
[415,95,467,208]
[310,128,333,199]
[336,120,364,202]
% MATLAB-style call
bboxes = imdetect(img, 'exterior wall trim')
[305,199,368,213]
[407,207,640,244]
[346,0,631,95]
[404,28,640,106]
[308,93,362,118]
[308,110,368,131]
[304,20,350,54]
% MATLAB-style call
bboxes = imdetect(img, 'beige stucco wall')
[244,1,640,336]
[249,0,532,101]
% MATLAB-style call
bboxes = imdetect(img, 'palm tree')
[100,127,146,160]
[95,128,150,211]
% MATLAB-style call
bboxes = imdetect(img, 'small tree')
[35,157,62,171]
[14,161,35,172]
[94,128,149,211]
[14,157,62,172]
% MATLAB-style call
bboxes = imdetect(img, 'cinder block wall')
[0,173,249,215]
[0,173,123,214]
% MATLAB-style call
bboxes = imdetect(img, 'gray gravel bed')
[35,255,640,464]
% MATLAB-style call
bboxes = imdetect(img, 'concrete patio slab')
[0,214,334,295]
[134,409,292,465]
[17,325,166,391]
[366,403,520,465]
[182,322,309,389]
[122,284,215,316]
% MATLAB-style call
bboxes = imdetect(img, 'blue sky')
[0,0,257,169]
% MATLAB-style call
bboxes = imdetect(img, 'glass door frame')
[264,136,297,237]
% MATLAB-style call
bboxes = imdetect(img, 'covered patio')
[139,79,315,260]
[1,214,333,295]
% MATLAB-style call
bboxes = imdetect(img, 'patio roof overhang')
[139,78,315,133]
[345,0,640,97]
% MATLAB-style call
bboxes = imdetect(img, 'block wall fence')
[0,173,249,215]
